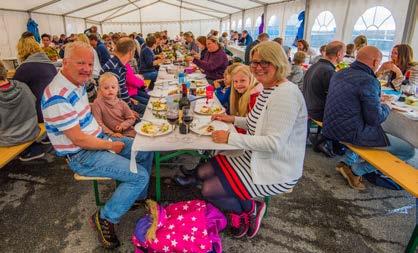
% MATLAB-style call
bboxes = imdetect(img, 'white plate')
[404,110,418,120]
[190,120,229,135]
[194,101,225,115]
[148,88,179,98]
[191,80,207,87]
[135,121,173,137]
[188,73,206,80]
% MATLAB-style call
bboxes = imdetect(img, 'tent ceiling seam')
[160,0,221,19]
[173,0,229,14]
[27,0,62,12]
[102,0,160,22]
[85,0,140,19]
[63,0,109,16]
[207,0,244,11]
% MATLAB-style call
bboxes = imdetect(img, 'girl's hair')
[393,44,416,74]
[345,43,355,56]
[251,41,291,81]
[229,64,259,116]
[354,35,367,51]
[17,36,42,62]
[297,39,309,52]
[98,72,118,88]
[196,36,207,47]
[293,51,306,65]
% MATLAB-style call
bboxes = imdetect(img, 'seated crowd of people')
[0,25,416,250]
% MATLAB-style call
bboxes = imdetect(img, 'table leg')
[405,198,418,253]
[155,151,161,202]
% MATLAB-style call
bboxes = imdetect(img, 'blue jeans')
[141,71,158,83]
[342,134,415,176]
[67,136,153,224]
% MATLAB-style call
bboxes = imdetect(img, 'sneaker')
[89,210,120,249]
[228,213,249,238]
[40,136,51,145]
[174,175,198,186]
[247,200,266,238]
[336,162,366,190]
[19,151,45,162]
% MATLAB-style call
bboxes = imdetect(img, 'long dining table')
[130,64,240,201]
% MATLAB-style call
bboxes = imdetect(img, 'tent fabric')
[0,0,414,59]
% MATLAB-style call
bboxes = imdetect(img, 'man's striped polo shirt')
[41,71,102,156]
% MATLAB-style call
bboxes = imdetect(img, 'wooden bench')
[73,173,116,207]
[0,123,46,169]
[311,120,418,252]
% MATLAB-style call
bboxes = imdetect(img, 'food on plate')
[151,100,167,111]
[405,96,418,105]
[206,125,215,133]
[140,122,170,135]
[199,105,223,114]
[168,88,180,95]
[196,87,206,96]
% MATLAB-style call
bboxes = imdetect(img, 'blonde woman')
[182,41,307,239]
[14,35,57,123]
[353,35,367,56]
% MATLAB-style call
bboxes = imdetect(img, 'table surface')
[383,103,418,148]
[131,66,239,152]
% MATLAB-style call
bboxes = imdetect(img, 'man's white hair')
[64,41,93,59]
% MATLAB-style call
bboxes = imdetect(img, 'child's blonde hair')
[229,64,259,117]
[98,72,118,89]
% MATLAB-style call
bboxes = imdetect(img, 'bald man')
[323,46,415,190]
[303,40,346,157]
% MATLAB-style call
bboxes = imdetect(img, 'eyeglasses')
[250,60,271,68]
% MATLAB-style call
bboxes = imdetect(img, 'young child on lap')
[91,73,136,138]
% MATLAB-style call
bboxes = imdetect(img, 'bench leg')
[93,180,104,207]
[264,196,270,218]
[405,198,418,253]
[155,151,161,202]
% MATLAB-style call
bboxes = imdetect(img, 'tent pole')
[263,4,268,33]
[303,0,310,40]
[139,9,143,34]
[241,10,245,31]
[402,0,418,44]
[63,16,67,35]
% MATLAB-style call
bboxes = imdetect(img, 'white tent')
[1,0,418,59]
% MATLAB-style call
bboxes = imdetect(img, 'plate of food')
[148,87,179,97]
[188,73,206,80]
[190,120,229,136]
[196,87,206,96]
[191,80,206,87]
[135,121,172,137]
[150,100,167,111]
[194,102,225,115]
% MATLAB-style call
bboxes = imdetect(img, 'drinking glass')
[166,103,179,143]
[182,106,195,143]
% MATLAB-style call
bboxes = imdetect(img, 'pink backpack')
[132,200,227,253]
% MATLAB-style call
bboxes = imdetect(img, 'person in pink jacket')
[126,63,150,106]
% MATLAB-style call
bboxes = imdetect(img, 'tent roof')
[0,0,290,23]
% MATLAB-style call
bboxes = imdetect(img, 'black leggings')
[197,162,252,214]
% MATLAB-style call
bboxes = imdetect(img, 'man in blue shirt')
[88,34,110,67]
[240,30,253,47]
[323,46,415,190]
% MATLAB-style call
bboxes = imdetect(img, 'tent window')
[284,12,302,47]
[237,19,242,31]
[252,16,262,38]
[232,20,236,31]
[352,6,396,59]
[245,17,252,35]
[267,15,279,38]
[311,11,336,51]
